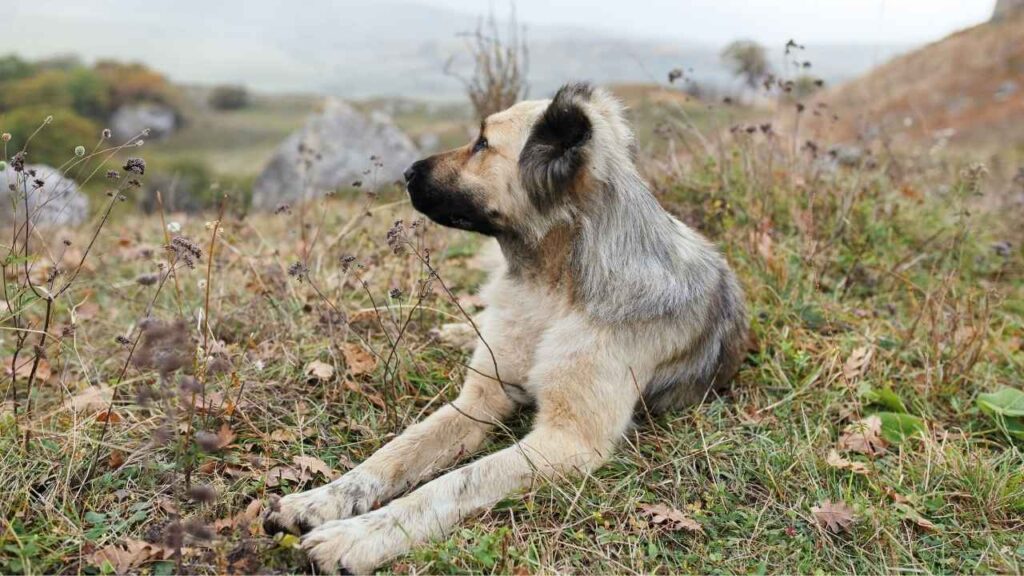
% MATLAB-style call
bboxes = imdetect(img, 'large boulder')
[110,103,177,142]
[251,99,419,209]
[1,164,89,227]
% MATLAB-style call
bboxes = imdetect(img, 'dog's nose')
[403,166,416,183]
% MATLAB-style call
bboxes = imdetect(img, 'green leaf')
[977,387,1024,417]
[84,511,107,525]
[864,386,908,413]
[876,411,926,442]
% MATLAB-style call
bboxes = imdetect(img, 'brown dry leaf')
[215,422,236,449]
[341,343,377,376]
[293,455,337,480]
[68,385,113,413]
[213,499,264,534]
[825,449,871,474]
[305,360,335,381]
[264,465,307,488]
[75,301,100,320]
[6,357,51,382]
[343,379,386,408]
[89,539,171,574]
[811,500,857,533]
[638,503,703,534]
[270,428,297,442]
[96,410,123,424]
[838,415,888,457]
[108,451,126,469]
[843,346,873,381]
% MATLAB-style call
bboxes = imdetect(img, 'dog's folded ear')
[519,82,594,212]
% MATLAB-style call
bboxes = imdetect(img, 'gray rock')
[251,98,420,209]
[1,164,89,227]
[110,103,177,142]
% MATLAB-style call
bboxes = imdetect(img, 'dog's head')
[404,83,633,240]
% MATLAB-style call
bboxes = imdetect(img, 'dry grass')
[1,91,1023,576]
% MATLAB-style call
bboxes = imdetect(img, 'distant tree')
[0,68,111,120]
[721,40,770,90]
[94,60,177,109]
[1,106,99,166]
[0,54,34,84]
[445,8,529,120]
[208,85,250,110]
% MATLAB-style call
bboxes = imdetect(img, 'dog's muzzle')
[404,159,499,236]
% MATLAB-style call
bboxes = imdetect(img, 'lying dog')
[264,83,748,573]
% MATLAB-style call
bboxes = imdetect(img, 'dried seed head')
[1,133,10,142]
[188,484,218,504]
[287,261,309,281]
[195,430,222,452]
[74,146,86,157]
[102,128,112,139]
[124,157,146,175]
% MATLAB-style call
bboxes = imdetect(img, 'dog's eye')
[472,136,489,154]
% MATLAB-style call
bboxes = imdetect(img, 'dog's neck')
[498,170,714,323]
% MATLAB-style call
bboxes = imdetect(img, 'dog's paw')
[302,513,405,575]
[431,322,477,351]
[263,472,383,537]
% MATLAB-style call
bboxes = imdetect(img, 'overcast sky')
[418,0,996,45]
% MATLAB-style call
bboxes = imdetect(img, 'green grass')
[1,110,1023,575]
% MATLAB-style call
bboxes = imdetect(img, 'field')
[2,86,1024,576]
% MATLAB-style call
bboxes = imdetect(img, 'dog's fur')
[263,83,748,573]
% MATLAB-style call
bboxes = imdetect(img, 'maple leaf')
[838,415,888,456]
[825,449,870,474]
[811,500,857,533]
[305,360,335,381]
[638,503,703,534]
[341,343,377,376]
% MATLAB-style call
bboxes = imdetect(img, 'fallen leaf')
[89,539,172,574]
[305,360,335,381]
[108,451,125,469]
[843,346,873,381]
[341,343,377,376]
[838,415,888,457]
[263,465,306,488]
[6,357,51,382]
[216,422,236,449]
[270,428,297,442]
[638,503,703,534]
[68,385,113,413]
[895,502,937,531]
[343,379,385,408]
[293,455,337,479]
[96,410,122,424]
[825,449,870,474]
[811,500,857,533]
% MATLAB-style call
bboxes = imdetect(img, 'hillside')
[801,10,1024,150]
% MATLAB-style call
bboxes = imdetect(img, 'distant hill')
[7,0,911,99]
[801,9,1024,149]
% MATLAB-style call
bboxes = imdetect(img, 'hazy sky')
[419,0,996,45]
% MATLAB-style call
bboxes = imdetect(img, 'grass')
[1,98,1023,575]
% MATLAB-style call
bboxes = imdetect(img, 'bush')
[0,54,34,84]
[0,106,100,167]
[208,85,250,110]
[94,60,177,110]
[0,70,74,111]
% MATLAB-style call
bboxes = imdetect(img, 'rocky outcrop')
[110,103,177,142]
[1,164,89,227]
[251,99,419,209]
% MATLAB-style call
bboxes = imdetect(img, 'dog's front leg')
[302,335,641,573]
[263,368,517,536]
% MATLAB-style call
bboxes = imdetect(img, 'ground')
[1,91,1023,575]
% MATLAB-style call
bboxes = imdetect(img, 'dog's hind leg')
[301,325,640,573]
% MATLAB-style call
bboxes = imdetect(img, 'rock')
[110,103,177,142]
[251,98,419,209]
[1,164,89,227]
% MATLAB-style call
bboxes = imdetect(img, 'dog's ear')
[519,83,593,212]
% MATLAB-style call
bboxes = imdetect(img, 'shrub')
[0,54,34,84]
[445,10,529,120]
[0,106,100,167]
[208,85,250,110]
[0,70,74,111]
[94,60,177,110]
[721,39,770,89]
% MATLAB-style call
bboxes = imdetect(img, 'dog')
[263,82,748,573]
